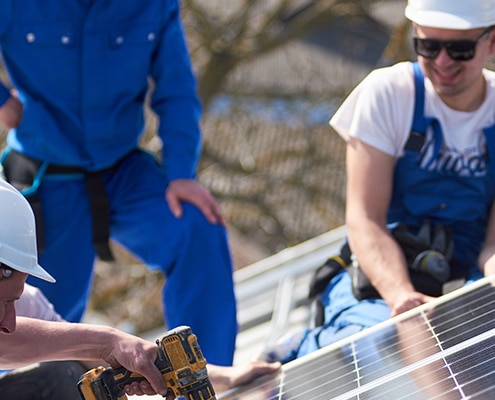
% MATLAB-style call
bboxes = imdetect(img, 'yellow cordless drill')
[77,325,216,400]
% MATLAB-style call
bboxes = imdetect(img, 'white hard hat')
[0,179,55,282]
[405,0,495,30]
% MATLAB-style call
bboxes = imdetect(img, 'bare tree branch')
[182,0,397,108]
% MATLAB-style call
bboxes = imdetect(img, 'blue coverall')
[0,0,237,365]
[288,63,495,362]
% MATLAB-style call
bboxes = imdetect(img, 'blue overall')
[30,151,238,366]
[288,63,495,362]
[0,1,237,366]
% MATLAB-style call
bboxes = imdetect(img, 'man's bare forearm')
[348,220,414,304]
[0,318,117,369]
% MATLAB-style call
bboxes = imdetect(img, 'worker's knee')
[0,361,87,400]
[180,203,229,241]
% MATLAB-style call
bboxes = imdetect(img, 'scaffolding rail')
[233,225,347,364]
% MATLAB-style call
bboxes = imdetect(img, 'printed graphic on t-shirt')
[418,133,487,178]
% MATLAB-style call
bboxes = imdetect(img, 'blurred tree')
[171,0,411,255]
[182,0,403,108]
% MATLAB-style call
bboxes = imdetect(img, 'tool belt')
[308,221,455,325]
[0,149,138,261]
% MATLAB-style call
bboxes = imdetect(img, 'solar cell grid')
[219,276,495,400]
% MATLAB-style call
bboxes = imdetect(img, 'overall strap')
[483,125,495,177]
[404,62,443,168]
[411,62,428,135]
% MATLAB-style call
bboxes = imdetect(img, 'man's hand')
[0,93,22,130]
[485,263,495,276]
[166,179,226,225]
[207,361,281,394]
[483,257,495,276]
[389,290,434,317]
[100,330,169,398]
[124,380,175,400]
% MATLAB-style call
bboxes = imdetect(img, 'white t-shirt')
[330,62,495,178]
[15,284,63,322]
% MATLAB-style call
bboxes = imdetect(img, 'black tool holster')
[1,149,115,261]
[308,220,455,326]
[308,241,352,326]
[348,221,453,301]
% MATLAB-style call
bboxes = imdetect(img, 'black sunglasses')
[413,28,492,61]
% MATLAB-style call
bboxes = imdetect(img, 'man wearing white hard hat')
[0,179,280,399]
[0,178,170,397]
[262,0,495,363]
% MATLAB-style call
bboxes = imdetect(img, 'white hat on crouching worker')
[0,179,55,282]
[405,0,495,30]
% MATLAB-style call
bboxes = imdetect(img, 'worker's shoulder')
[359,61,414,94]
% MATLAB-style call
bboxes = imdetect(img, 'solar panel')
[218,275,495,400]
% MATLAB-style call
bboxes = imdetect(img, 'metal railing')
[233,224,347,364]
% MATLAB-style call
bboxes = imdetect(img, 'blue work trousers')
[27,150,238,366]
[294,270,391,360]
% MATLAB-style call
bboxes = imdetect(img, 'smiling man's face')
[415,25,495,110]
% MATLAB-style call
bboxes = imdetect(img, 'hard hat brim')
[1,258,56,283]
[406,8,491,29]
[21,263,56,283]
